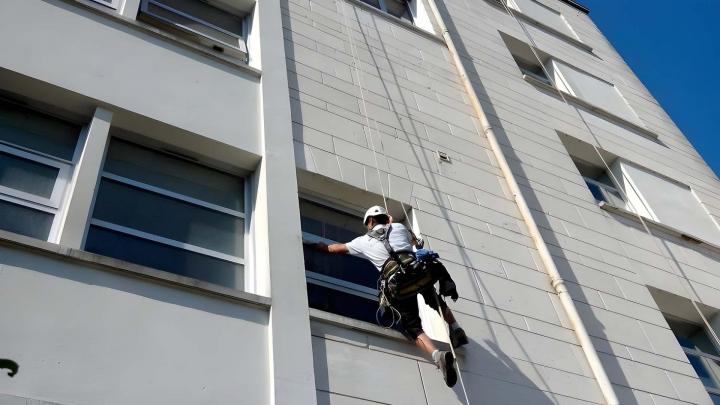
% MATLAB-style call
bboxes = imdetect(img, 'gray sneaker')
[435,351,457,387]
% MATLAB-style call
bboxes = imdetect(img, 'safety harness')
[368,225,438,304]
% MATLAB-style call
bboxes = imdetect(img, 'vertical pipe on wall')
[424,1,620,403]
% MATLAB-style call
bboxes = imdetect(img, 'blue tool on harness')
[415,248,439,263]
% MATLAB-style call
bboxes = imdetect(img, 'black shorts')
[393,287,447,340]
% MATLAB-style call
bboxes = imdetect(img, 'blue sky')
[580,0,719,177]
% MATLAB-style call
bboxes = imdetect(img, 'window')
[506,0,577,39]
[300,199,380,324]
[502,34,640,126]
[139,0,251,60]
[571,158,625,208]
[90,0,121,9]
[611,160,720,246]
[512,54,552,85]
[666,316,720,403]
[359,0,413,23]
[546,60,641,125]
[566,137,720,246]
[85,138,246,289]
[0,101,80,241]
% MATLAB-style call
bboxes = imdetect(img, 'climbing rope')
[338,1,472,402]
[434,292,472,404]
[498,1,720,348]
[339,0,388,212]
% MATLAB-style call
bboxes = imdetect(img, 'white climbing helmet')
[363,205,388,225]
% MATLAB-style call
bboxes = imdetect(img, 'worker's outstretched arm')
[314,242,349,254]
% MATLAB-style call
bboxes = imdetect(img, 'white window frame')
[0,142,73,209]
[89,167,248,269]
[582,176,625,208]
[139,0,248,55]
[0,125,79,242]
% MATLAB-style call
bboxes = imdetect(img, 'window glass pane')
[85,225,243,289]
[385,0,412,21]
[710,392,720,405]
[152,0,243,36]
[300,199,377,287]
[514,57,549,83]
[358,0,381,8]
[0,102,80,160]
[0,151,59,199]
[93,178,244,257]
[307,283,380,325]
[667,318,720,356]
[146,1,241,46]
[303,244,378,289]
[299,199,366,241]
[104,139,244,211]
[0,199,53,239]
[585,181,606,203]
[686,353,720,389]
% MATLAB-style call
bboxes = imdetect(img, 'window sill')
[523,74,660,141]
[310,308,406,341]
[598,201,720,253]
[309,308,452,350]
[0,229,271,309]
[61,0,261,78]
[344,0,445,45]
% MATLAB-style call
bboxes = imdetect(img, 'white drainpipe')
[424,1,620,404]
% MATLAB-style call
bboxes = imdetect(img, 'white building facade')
[1,0,719,404]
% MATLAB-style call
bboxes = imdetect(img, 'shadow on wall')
[431,0,638,403]
[283,0,580,402]
[312,332,556,404]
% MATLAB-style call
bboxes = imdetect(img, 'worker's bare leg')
[414,332,437,356]
[417,330,458,387]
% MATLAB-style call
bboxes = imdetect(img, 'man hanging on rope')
[314,205,468,388]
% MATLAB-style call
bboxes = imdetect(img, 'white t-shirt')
[346,223,413,271]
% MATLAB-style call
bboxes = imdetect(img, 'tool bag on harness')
[368,225,438,302]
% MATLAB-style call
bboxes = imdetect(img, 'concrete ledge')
[56,0,262,78]
[0,229,271,309]
[309,308,408,342]
[523,74,661,142]
[599,201,720,254]
[309,308,452,352]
